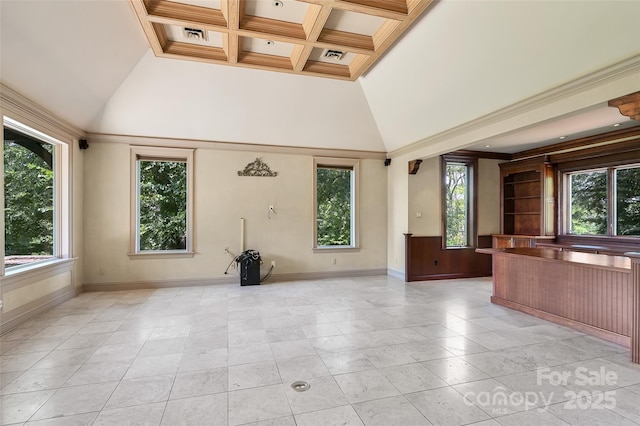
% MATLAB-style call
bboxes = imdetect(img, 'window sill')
[444,246,476,250]
[2,258,77,289]
[128,251,195,259]
[313,246,360,253]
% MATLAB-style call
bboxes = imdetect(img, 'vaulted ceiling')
[1,0,639,154]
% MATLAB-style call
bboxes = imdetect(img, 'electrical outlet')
[99,268,105,276]
[271,260,276,267]
[331,258,337,265]
[0,299,3,311]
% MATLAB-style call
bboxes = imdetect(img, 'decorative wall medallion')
[238,158,278,177]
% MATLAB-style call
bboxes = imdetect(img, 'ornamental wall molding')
[238,158,278,177]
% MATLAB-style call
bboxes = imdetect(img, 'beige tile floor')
[2,276,640,425]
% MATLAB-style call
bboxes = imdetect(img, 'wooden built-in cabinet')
[496,158,556,247]
[492,234,555,249]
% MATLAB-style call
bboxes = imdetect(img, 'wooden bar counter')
[477,247,640,364]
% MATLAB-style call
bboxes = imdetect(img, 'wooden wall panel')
[405,235,492,281]
[630,254,640,363]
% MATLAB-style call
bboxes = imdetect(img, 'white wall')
[89,51,386,153]
[407,157,501,237]
[408,156,440,236]
[1,87,84,332]
[361,0,640,152]
[82,141,388,285]
[477,159,502,236]
[386,156,409,278]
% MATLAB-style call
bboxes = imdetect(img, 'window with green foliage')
[4,126,55,269]
[131,147,194,255]
[568,170,607,235]
[567,165,640,236]
[442,155,477,248]
[138,160,187,250]
[314,158,359,249]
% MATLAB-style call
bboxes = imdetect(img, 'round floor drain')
[291,381,310,392]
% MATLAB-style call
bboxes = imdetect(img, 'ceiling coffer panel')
[132,0,434,80]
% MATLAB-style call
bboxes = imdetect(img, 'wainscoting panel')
[404,234,492,281]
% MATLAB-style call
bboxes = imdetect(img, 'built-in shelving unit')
[495,157,556,248]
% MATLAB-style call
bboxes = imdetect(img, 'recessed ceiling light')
[559,136,566,140]
[485,144,491,148]
[613,123,621,127]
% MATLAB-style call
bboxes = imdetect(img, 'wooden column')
[627,252,640,364]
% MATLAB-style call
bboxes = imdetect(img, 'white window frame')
[312,157,359,252]
[129,146,194,258]
[3,117,70,276]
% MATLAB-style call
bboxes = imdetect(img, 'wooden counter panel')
[478,247,631,272]
[493,254,632,337]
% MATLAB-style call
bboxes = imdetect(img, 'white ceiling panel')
[242,37,295,57]
[169,0,221,9]
[164,25,224,47]
[325,8,385,36]
[244,0,308,23]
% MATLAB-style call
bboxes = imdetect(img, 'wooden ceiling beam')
[300,0,409,20]
[164,41,227,61]
[145,0,227,27]
[339,0,408,15]
[131,0,165,55]
[303,60,351,78]
[145,14,375,55]
[221,0,239,63]
[317,28,375,51]
[348,54,369,76]
[240,16,307,40]
[294,4,333,71]
[238,51,294,70]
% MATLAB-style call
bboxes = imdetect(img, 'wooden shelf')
[504,179,540,185]
[505,212,541,215]
[499,158,556,237]
[504,196,540,200]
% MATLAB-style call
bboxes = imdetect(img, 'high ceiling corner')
[131,0,433,80]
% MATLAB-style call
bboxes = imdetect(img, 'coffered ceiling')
[131,0,433,80]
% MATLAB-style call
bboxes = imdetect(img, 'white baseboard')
[83,276,236,292]
[1,285,78,335]
[83,268,388,292]
[387,268,405,281]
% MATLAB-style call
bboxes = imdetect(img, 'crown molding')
[86,132,387,160]
[388,54,640,159]
[0,84,85,141]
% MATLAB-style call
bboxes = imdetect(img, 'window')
[565,165,640,237]
[442,155,477,248]
[130,147,194,255]
[313,157,359,249]
[3,119,67,271]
